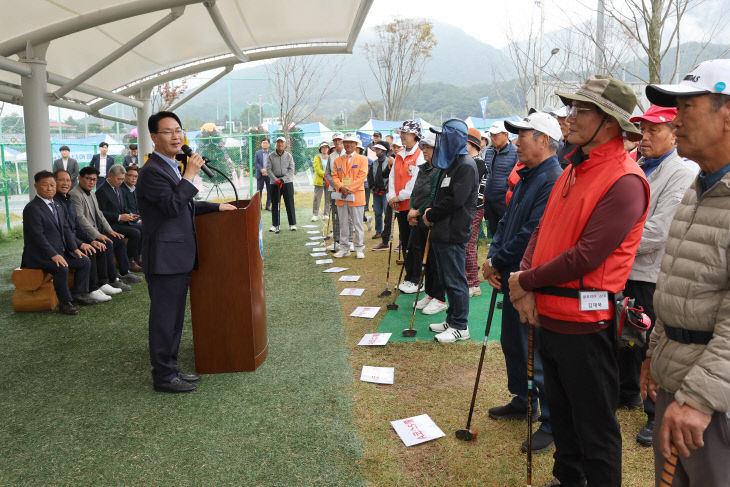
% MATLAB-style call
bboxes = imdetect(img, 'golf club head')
[402,328,417,337]
[455,428,477,441]
[379,290,392,297]
[396,259,404,265]
[387,303,399,311]
[323,235,331,241]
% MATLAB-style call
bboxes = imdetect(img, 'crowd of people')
[19,58,730,485]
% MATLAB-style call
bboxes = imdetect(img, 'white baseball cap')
[420,132,436,148]
[646,59,730,107]
[275,136,286,143]
[550,106,570,118]
[343,132,360,143]
[331,132,344,141]
[488,120,507,135]
[504,112,563,142]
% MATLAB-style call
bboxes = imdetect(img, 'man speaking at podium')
[137,111,236,393]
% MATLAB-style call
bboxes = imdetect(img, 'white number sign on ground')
[315,258,333,265]
[351,307,381,319]
[357,332,391,345]
[305,242,319,246]
[360,366,394,385]
[309,236,325,241]
[339,275,361,282]
[310,252,328,257]
[391,414,445,447]
[323,267,349,273]
[340,288,365,296]
[306,230,321,234]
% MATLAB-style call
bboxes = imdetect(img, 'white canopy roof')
[0,0,372,117]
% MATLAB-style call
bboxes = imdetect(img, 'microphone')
[180,144,214,178]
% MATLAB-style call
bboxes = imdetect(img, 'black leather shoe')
[59,302,79,315]
[618,394,643,410]
[521,428,555,453]
[636,419,654,446]
[110,279,132,292]
[72,294,97,306]
[154,377,197,393]
[177,371,201,383]
[120,272,143,284]
[488,402,539,421]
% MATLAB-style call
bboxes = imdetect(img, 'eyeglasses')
[155,129,185,137]
[567,106,595,118]
[82,176,98,182]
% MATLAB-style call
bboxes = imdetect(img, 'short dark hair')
[125,166,139,174]
[53,169,70,179]
[79,166,100,177]
[34,170,54,183]
[59,145,70,152]
[710,93,730,111]
[99,142,109,148]
[261,138,270,144]
[148,111,183,133]
[128,144,138,150]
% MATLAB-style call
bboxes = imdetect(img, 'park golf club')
[379,210,397,297]
[455,289,499,441]
[526,319,535,486]
[386,228,415,311]
[403,229,431,337]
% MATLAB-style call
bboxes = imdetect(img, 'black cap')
[373,131,382,137]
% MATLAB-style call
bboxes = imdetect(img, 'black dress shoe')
[72,294,97,306]
[636,419,654,446]
[177,371,201,383]
[488,402,539,421]
[154,377,197,393]
[521,428,555,453]
[59,302,79,315]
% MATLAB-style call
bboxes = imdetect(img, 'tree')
[363,19,437,120]
[239,105,262,129]
[266,56,340,138]
[151,79,189,112]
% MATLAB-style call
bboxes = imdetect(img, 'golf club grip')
[660,445,679,486]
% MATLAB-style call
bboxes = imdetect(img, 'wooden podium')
[189,192,268,373]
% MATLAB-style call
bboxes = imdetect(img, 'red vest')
[393,147,421,211]
[532,137,649,323]
[505,162,525,206]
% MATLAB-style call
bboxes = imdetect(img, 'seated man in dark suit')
[54,170,124,302]
[138,110,236,393]
[69,166,142,287]
[22,171,93,315]
[123,144,139,170]
[96,165,142,271]
[89,141,115,188]
[119,166,140,216]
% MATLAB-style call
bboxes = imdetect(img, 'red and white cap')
[646,59,730,107]
[629,105,677,124]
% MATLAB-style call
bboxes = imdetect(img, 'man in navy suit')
[254,138,271,210]
[137,111,236,393]
[96,165,142,271]
[90,141,116,188]
[22,171,93,315]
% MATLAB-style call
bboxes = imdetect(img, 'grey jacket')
[629,150,698,283]
[648,171,730,414]
[266,150,295,184]
[68,184,113,240]
[52,158,79,187]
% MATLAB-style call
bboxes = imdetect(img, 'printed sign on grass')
[360,366,394,384]
[357,332,391,345]
[391,414,445,447]
[340,288,365,296]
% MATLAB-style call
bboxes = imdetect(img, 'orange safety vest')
[532,137,649,323]
[392,146,422,212]
[331,152,368,207]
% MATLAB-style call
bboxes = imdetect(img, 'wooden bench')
[11,268,68,312]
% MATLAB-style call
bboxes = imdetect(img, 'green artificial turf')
[376,282,503,343]
[0,212,364,487]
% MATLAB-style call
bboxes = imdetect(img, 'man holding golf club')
[508,76,649,486]
[482,112,563,454]
[640,59,730,486]
[423,119,479,343]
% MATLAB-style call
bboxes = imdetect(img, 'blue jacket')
[483,142,518,204]
[254,149,270,179]
[487,155,562,273]
[136,153,219,275]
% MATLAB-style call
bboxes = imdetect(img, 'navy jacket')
[96,180,129,225]
[55,192,93,247]
[136,152,219,275]
[487,155,562,273]
[90,154,116,176]
[426,154,479,244]
[21,196,79,268]
[119,184,139,214]
[254,149,270,179]
[483,142,518,204]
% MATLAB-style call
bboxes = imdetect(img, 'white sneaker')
[356,251,365,259]
[416,295,433,310]
[366,215,373,231]
[429,321,449,333]
[290,225,297,231]
[89,289,112,302]
[269,226,280,233]
[469,286,482,297]
[333,249,351,258]
[423,299,448,315]
[322,214,329,220]
[398,281,419,294]
[311,215,319,222]
[349,242,355,251]
[100,283,122,295]
[435,327,470,342]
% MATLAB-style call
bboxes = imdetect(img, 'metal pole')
[115,104,120,138]
[228,79,232,134]
[538,0,545,110]
[1,145,10,231]
[57,106,63,137]
[137,87,153,158]
[595,0,606,73]
[19,41,51,199]
[248,133,253,198]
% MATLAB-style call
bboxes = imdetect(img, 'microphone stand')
[206,164,240,209]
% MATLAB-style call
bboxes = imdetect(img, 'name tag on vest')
[579,291,609,311]
[440,176,451,188]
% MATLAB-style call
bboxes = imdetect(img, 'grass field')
[1,190,655,486]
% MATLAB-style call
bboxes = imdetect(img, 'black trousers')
[40,253,91,304]
[88,245,111,291]
[112,222,141,260]
[257,176,271,209]
[396,210,418,283]
[484,198,506,238]
[411,223,444,301]
[270,181,296,227]
[618,279,656,419]
[330,195,340,243]
[105,233,129,276]
[540,327,622,487]
[380,205,393,244]
[147,272,191,384]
